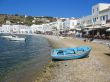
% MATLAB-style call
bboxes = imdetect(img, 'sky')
[0,0,110,18]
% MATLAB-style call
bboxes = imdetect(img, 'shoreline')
[35,35,110,82]
[1,34,110,82]
[0,34,52,82]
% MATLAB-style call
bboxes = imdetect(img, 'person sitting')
[89,37,95,41]
[84,38,88,42]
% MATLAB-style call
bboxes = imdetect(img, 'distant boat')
[9,35,25,41]
[1,35,13,39]
[51,46,92,60]
[1,35,25,41]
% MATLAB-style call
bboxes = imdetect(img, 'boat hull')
[1,35,25,41]
[51,46,92,60]
[1,35,12,39]
[9,37,25,41]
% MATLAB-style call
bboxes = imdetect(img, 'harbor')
[0,34,51,82]
[0,34,110,82]
[0,1,110,82]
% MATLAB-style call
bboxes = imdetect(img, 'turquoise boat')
[51,46,92,60]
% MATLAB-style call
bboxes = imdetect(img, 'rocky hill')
[0,14,57,26]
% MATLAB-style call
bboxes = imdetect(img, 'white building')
[31,23,53,33]
[56,18,65,30]
[18,25,33,34]
[78,15,92,26]
[49,22,57,31]
[42,24,52,32]
[92,3,110,25]
[31,24,43,33]
[69,18,78,29]
[0,22,55,34]
[0,25,33,34]
[56,18,78,31]
[78,3,110,30]
[0,25,11,33]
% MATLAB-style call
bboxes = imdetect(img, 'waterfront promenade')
[36,35,110,82]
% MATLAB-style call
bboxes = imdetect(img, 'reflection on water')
[0,34,51,82]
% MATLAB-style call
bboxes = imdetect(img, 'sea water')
[0,34,51,82]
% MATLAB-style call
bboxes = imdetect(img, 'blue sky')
[0,0,110,18]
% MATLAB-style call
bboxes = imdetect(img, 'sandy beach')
[35,35,110,82]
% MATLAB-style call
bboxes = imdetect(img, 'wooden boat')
[51,46,92,60]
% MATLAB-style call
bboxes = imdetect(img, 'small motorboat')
[1,35,13,39]
[9,35,25,41]
[51,46,92,60]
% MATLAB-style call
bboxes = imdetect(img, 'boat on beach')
[51,46,92,60]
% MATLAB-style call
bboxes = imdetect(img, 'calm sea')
[0,34,51,82]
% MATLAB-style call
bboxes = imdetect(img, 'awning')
[75,28,81,30]
[83,29,93,32]
[84,25,109,29]
[85,25,102,29]
[104,23,110,27]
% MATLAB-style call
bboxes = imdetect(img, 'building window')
[95,18,96,21]
[103,16,105,20]
[97,17,98,19]
[97,8,98,11]
[93,9,94,13]
[72,22,74,26]
[77,23,80,25]
[105,15,108,20]
[100,16,102,21]
[93,18,96,22]
[101,15,108,21]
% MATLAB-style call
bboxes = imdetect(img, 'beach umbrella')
[106,28,110,32]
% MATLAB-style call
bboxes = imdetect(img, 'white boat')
[1,35,13,39]
[9,36,25,41]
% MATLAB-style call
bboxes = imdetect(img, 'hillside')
[0,14,57,26]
